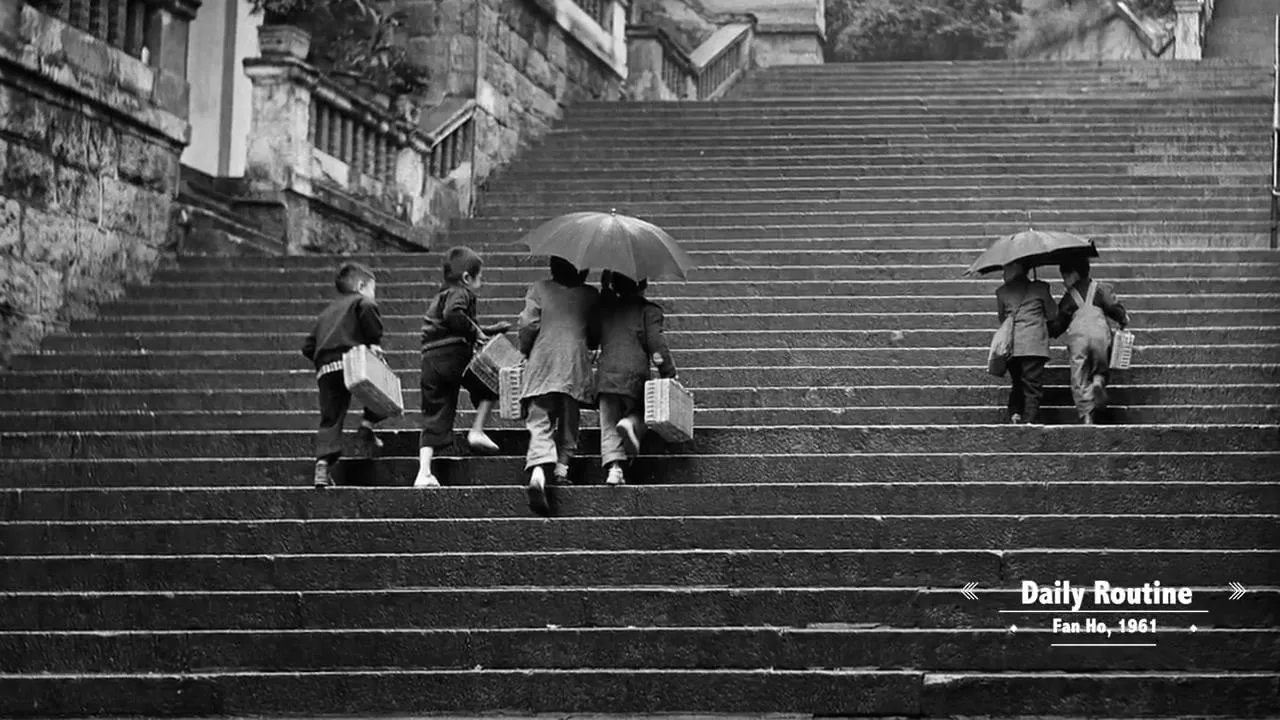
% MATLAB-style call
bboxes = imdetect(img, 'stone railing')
[1172,0,1215,59]
[533,0,628,78]
[244,55,476,253]
[36,0,150,58]
[627,20,754,101]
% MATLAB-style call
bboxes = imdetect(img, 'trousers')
[316,370,384,462]
[598,392,645,467]
[525,392,581,470]
[1007,356,1046,423]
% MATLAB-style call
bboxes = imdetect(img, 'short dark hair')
[1059,257,1092,279]
[443,246,484,284]
[335,262,376,293]
[550,256,588,286]
[608,271,647,297]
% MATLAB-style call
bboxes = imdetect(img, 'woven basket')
[467,334,523,395]
[644,378,694,443]
[1109,329,1135,370]
[343,345,404,417]
[498,364,524,420]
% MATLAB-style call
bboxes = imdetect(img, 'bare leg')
[414,446,440,487]
[468,399,499,454]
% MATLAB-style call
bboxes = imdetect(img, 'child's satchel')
[645,376,695,443]
[498,363,523,420]
[1110,329,1135,370]
[987,316,1015,377]
[343,345,404,417]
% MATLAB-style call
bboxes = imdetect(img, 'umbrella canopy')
[964,229,1099,278]
[520,211,695,281]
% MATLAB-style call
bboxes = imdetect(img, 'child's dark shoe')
[467,430,500,455]
[357,426,383,452]
[313,460,333,489]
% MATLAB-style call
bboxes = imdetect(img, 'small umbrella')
[963,229,1099,278]
[520,210,695,281]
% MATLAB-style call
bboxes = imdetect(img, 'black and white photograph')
[1,0,1278,716]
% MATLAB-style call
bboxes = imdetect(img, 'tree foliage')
[825,0,1026,62]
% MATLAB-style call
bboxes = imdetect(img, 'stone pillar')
[626,26,672,99]
[242,58,314,194]
[1174,0,1204,60]
[145,0,201,117]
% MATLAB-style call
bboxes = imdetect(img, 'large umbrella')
[520,210,695,281]
[963,229,1099,278]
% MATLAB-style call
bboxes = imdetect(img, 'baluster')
[343,116,355,165]
[374,135,386,183]
[429,143,441,178]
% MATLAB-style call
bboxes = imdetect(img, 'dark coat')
[1049,278,1129,338]
[517,279,600,403]
[996,278,1058,359]
[597,292,677,399]
[302,293,383,369]
[421,284,481,351]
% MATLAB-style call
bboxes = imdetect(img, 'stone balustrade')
[243,54,476,254]
[627,20,753,101]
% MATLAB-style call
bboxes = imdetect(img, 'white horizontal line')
[1000,610,1210,614]
[1050,643,1158,647]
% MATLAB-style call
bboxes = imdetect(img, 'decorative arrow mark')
[961,582,979,600]
[1229,582,1247,600]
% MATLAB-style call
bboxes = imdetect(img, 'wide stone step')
[5,514,1276,555]
[2,585,1273,631]
[1,425,1274,459]
[2,669,1275,717]
[553,113,1271,131]
[1,547,1274,591]
[6,383,1268,412]
[31,328,1280,356]
[94,294,1280,318]
[13,344,1274,371]
[11,404,1277,431]
[123,278,1280,301]
[148,264,1280,285]
[3,627,1277,674]
[72,311,1280,335]
[498,156,1269,174]
[531,129,1270,145]
[169,250,1280,270]
[5,483,1276,520]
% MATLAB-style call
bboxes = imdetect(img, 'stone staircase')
[1,59,1279,716]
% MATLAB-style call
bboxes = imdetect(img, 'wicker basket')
[343,345,404,417]
[1109,329,1135,370]
[498,364,524,420]
[467,334,523,395]
[644,378,694,443]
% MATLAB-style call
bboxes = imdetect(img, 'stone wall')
[638,0,823,65]
[0,0,193,365]
[396,0,624,192]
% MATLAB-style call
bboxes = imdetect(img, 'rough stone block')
[399,1,438,35]
[22,207,81,273]
[100,177,148,237]
[547,30,568,69]
[117,132,169,192]
[526,49,556,93]
[152,69,190,122]
[0,197,20,254]
[3,143,56,209]
[509,31,530,73]
[0,84,49,148]
[53,165,100,223]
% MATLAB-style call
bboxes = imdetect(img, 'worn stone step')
[6,514,1276,555]
[122,278,1280,302]
[31,328,1280,356]
[525,134,1270,151]
[72,311,1280,335]
[439,234,1276,252]
[168,250,1280,270]
[489,165,1271,184]
[540,125,1272,143]
[2,585,1273,632]
[499,156,1269,175]
[484,171,1264,189]
[5,384,1267,413]
[93,294,1280,319]
[3,627,1277,674]
[2,452,1273,488]
[5,483,1275,521]
[11,404,1276,431]
[552,114,1271,132]
[561,103,1271,119]
[16,345,1271,373]
[1,547,1275,591]
[1,425,1274,460]
[7,669,1274,717]
[147,263,1280,286]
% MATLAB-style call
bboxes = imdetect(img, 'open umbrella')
[963,229,1099,278]
[520,210,695,281]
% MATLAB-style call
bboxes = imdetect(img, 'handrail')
[1271,13,1278,249]
[629,20,753,101]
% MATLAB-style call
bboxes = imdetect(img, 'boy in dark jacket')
[596,270,677,486]
[302,262,386,488]
[414,246,512,488]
